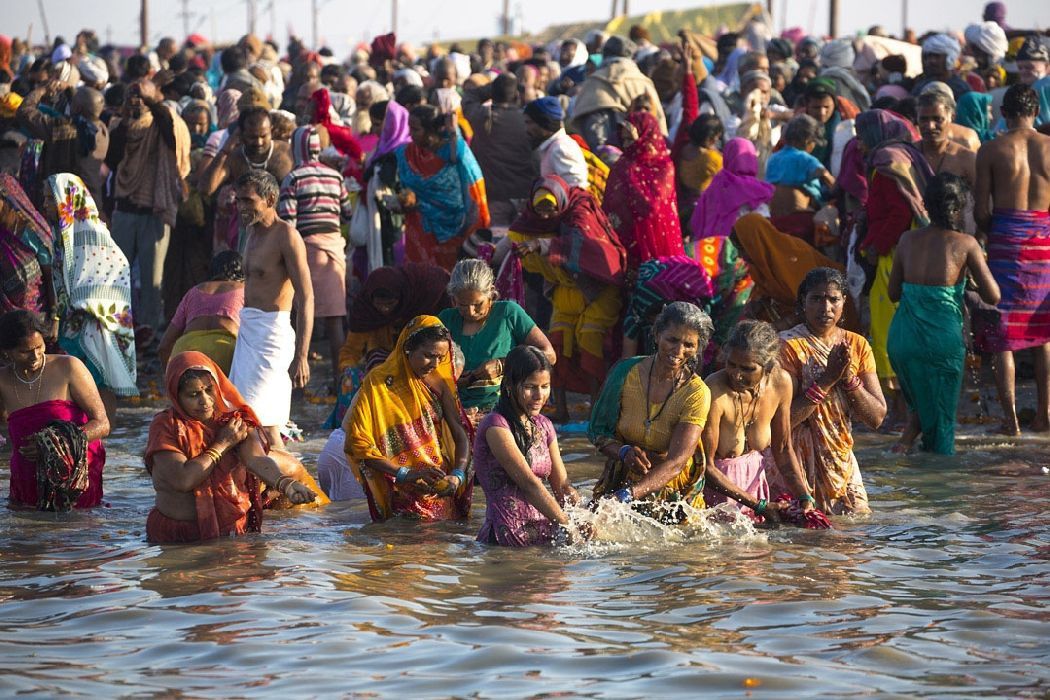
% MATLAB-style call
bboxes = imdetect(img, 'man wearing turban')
[913,34,971,101]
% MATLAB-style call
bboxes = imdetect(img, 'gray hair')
[447,258,497,298]
[917,89,955,116]
[236,169,279,205]
[652,301,714,349]
[722,319,780,371]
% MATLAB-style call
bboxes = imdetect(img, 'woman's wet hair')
[447,258,496,298]
[496,345,552,461]
[924,172,971,231]
[404,323,451,353]
[652,301,714,349]
[409,104,446,135]
[209,250,245,281]
[796,266,849,312]
[721,319,780,371]
[178,368,214,393]
[0,310,49,351]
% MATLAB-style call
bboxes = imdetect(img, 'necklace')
[644,357,685,439]
[734,374,764,453]
[11,355,46,405]
[241,142,274,170]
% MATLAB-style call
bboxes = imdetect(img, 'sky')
[5,0,1047,53]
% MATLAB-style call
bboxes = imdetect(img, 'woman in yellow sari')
[588,302,713,522]
[343,315,472,522]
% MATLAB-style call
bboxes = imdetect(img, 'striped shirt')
[277,163,353,236]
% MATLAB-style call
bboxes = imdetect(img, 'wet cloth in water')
[6,399,105,509]
[981,209,1050,352]
[32,420,90,512]
[888,281,966,454]
[229,307,295,427]
[705,448,772,522]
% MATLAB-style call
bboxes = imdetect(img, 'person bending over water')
[0,310,109,510]
[343,316,472,522]
[589,302,712,522]
[145,351,316,544]
[474,346,581,546]
[888,174,1000,454]
[703,320,816,520]
[780,269,887,514]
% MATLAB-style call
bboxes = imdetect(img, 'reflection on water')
[1,413,1048,696]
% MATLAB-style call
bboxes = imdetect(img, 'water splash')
[557,499,765,556]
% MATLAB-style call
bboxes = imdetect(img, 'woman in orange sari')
[145,351,316,543]
[343,316,473,522]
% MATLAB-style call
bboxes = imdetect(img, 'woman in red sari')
[603,110,684,269]
[145,351,316,543]
[0,310,109,510]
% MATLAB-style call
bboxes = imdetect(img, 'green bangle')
[800,494,816,504]
[754,498,767,514]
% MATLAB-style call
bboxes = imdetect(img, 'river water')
[1,404,1048,698]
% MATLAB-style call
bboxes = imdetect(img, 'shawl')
[690,138,774,239]
[112,104,191,226]
[570,57,667,133]
[955,92,996,143]
[733,213,844,307]
[365,100,411,171]
[603,111,683,267]
[510,175,627,287]
[33,420,90,512]
[46,174,138,396]
[395,134,489,244]
[347,263,450,333]
[624,256,715,341]
[145,351,264,540]
[343,315,473,521]
[855,109,933,236]
[587,356,645,447]
[311,88,363,161]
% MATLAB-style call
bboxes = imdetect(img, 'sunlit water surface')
[1,406,1048,697]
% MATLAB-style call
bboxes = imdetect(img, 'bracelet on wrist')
[614,487,633,503]
[799,493,816,504]
[842,375,863,392]
[804,383,828,404]
[450,468,466,483]
[618,444,632,462]
[274,475,295,493]
[395,466,410,483]
[754,498,767,514]
[203,447,222,463]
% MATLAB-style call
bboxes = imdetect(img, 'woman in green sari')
[887,174,1000,454]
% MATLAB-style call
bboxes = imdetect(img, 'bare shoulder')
[705,369,731,399]
[771,366,795,395]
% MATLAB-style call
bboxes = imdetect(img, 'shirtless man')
[228,170,314,449]
[702,320,816,521]
[917,92,977,186]
[974,84,1050,434]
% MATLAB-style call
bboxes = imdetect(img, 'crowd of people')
[0,1,1048,545]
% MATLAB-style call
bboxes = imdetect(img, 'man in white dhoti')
[228,170,314,447]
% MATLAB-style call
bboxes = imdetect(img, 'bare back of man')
[977,129,1050,215]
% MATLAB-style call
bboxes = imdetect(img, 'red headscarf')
[602,110,683,267]
[310,88,363,162]
[145,351,264,540]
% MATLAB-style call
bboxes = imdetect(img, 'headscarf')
[78,55,109,86]
[216,89,242,129]
[983,1,1008,28]
[366,99,411,171]
[819,39,855,69]
[291,125,321,166]
[51,43,72,64]
[347,263,451,333]
[602,110,683,266]
[955,92,995,142]
[343,315,472,522]
[511,175,627,288]
[145,351,264,540]
[523,96,563,132]
[310,88,363,161]
[0,91,22,118]
[690,137,774,239]
[563,39,588,68]
[922,34,962,67]
[393,68,423,87]
[855,109,934,246]
[965,22,1009,62]
[874,84,909,102]
[370,33,397,67]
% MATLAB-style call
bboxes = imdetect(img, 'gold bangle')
[203,447,222,463]
[274,475,294,493]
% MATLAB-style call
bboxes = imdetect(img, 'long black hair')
[494,345,552,461]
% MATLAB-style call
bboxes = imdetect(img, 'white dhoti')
[229,307,294,427]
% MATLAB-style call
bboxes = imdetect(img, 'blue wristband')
[450,468,466,483]
[800,494,816,504]
[755,498,768,514]
[618,444,632,461]
[614,487,633,503]
[395,466,410,483]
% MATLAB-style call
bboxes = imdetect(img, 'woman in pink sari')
[0,310,109,509]
[689,137,775,240]
[603,110,684,268]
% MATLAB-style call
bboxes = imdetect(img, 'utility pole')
[36,0,51,46]
[392,0,398,35]
[179,0,191,39]
[623,0,629,17]
[829,0,839,38]
[268,0,276,40]
[501,0,510,35]
[901,0,909,37]
[140,0,148,49]
[247,0,257,36]
[311,0,318,48]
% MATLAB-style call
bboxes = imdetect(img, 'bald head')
[73,86,104,121]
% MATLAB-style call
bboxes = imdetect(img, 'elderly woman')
[438,258,555,422]
[510,175,627,422]
[589,302,713,522]
[145,351,316,543]
[158,251,245,375]
[395,104,490,270]
[780,268,887,514]
[0,310,110,510]
[343,316,472,522]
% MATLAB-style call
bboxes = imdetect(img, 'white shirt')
[536,128,589,190]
